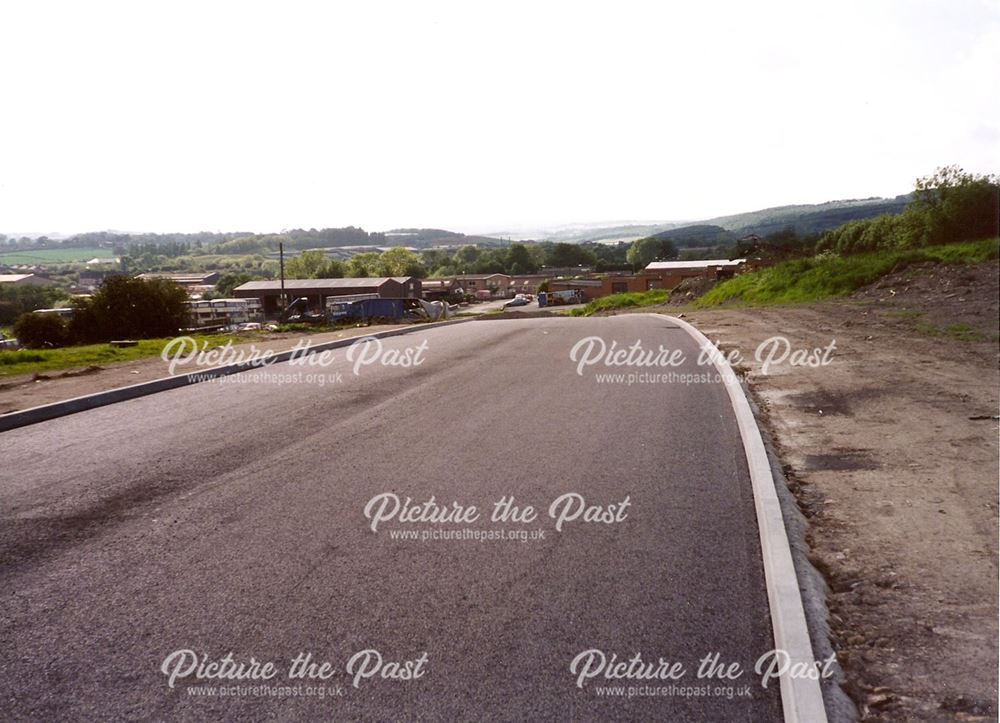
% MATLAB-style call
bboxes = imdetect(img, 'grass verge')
[695,238,999,307]
[570,290,669,316]
[0,333,263,378]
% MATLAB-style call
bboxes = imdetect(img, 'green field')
[0,247,116,265]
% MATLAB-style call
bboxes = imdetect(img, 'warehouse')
[232,277,421,316]
[644,259,745,289]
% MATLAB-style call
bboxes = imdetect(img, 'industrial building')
[186,298,264,328]
[643,259,745,289]
[232,277,421,316]
[135,272,221,299]
[0,273,54,287]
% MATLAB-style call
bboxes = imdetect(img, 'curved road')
[1,314,782,721]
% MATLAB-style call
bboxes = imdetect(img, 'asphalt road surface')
[1,314,782,721]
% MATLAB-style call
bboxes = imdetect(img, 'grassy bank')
[0,333,262,378]
[569,289,669,316]
[696,238,999,307]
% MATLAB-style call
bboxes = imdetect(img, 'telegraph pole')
[279,242,287,312]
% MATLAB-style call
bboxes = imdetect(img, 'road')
[1,314,782,721]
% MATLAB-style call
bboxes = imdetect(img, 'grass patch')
[913,321,989,342]
[0,333,264,377]
[944,323,988,342]
[696,238,999,307]
[570,290,668,316]
[0,247,115,264]
[914,321,942,337]
[272,322,331,333]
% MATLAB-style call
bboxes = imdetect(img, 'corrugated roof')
[551,279,602,286]
[645,259,745,270]
[0,274,34,282]
[233,277,406,292]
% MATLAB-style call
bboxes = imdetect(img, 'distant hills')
[382,228,507,248]
[523,194,912,246]
[704,195,912,236]
[3,194,913,253]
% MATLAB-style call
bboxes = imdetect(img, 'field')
[0,247,116,265]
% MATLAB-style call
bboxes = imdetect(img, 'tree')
[545,243,597,268]
[626,237,678,269]
[507,243,538,273]
[215,271,256,297]
[0,284,62,325]
[378,247,426,277]
[285,250,344,279]
[13,312,68,348]
[472,249,508,274]
[454,245,481,270]
[69,276,190,343]
[420,249,453,272]
[346,252,382,278]
[911,165,1000,245]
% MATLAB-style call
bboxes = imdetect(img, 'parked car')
[0,334,20,351]
[237,322,263,331]
[504,295,530,308]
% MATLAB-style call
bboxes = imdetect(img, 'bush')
[0,285,62,325]
[816,167,999,255]
[13,312,69,348]
[69,276,190,343]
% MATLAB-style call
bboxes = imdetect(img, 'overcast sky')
[1,0,997,236]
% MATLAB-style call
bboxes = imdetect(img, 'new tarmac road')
[1,314,782,721]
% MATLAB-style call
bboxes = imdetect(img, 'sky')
[1,0,998,236]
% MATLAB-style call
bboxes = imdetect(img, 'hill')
[381,228,507,248]
[523,195,912,246]
[649,224,735,247]
[706,196,911,236]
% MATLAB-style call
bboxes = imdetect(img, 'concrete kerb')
[0,318,472,434]
[653,313,829,723]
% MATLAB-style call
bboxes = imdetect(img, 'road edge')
[653,313,829,723]
[0,319,472,433]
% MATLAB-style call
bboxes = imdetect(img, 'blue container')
[329,298,404,322]
[538,292,548,308]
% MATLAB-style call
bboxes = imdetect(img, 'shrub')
[816,167,999,255]
[13,312,68,348]
[69,276,190,343]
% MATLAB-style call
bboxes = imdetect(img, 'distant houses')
[419,260,746,303]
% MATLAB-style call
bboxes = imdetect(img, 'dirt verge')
[620,261,999,720]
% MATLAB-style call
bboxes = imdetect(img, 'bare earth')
[643,261,1000,721]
